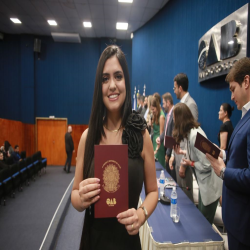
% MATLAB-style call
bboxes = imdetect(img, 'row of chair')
[0,151,47,206]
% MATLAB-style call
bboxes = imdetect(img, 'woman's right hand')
[78,178,101,210]
[169,156,174,170]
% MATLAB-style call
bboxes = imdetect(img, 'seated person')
[0,152,9,169]
[12,145,22,163]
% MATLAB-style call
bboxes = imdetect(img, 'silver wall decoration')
[198,3,248,83]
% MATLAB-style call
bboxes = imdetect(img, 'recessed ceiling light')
[47,20,57,26]
[116,22,128,30]
[131,33,133,39]
[10,18,21,24]
[118,0,133,3]
[83,22,92,28]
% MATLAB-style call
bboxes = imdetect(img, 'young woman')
[71,46,158,250]
[150,97,165,167]
[218,103,234,150]
[173,103,222,224]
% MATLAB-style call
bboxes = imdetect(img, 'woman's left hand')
[117,208,142,235]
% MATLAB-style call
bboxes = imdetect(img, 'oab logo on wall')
[198,3,248,83]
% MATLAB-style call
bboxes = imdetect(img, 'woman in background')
[151,97,165,167]
[218,103,234,150]
[71,45,158,250]
[173,103,222,224]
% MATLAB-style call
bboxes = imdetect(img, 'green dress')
[153,110,166,168]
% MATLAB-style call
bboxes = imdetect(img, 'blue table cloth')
[140,162,223,245]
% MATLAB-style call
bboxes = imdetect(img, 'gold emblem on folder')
[106,198,117,206]
[201,141,211,152]
[102,161,120,193]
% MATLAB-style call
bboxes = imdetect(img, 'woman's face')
[102,56,126,114]
[218,105,227,121]
[151,106,157,116]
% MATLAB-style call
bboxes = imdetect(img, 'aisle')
[0,166,75,250]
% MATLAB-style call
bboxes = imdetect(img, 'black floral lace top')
[122,111,147,158]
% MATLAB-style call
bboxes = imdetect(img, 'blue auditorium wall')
[0,35,21,121]
[132,0,249,144]
[0,35,132,124]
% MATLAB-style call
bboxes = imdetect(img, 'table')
[139,162,224,250]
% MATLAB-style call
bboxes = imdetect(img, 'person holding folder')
[71,45,158,250]
[206,57,250,250]
[172,103,222,224]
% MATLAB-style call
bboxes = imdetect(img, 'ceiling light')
[83,22,92,28]
[116,22,128,30]
[118,0,133,3]
[131,33,133,39]
[10,18,21,24]
[47,20,57,26]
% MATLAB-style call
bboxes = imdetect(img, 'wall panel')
[0,118,35,157]
[132,0,249,143]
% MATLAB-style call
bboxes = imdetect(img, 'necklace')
[104,124,122,133]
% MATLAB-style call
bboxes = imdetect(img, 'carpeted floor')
[0,166,75,250]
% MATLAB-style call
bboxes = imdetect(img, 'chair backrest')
[10,163,19,176]
[18,160,26,170]
[25,156,32,167]
[20,151,26,159]
[37,151,42,160]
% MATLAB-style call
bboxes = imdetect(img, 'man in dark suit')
[64,125,74,173]
[207,57,250,250]
[169,73,198,201]
[156,92,176,180]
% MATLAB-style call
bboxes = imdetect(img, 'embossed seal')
[102,160,121,193]
[201,141,211,152]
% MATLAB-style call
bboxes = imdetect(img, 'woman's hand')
[173,145,186,155]
[78,178,100,210]
[179,164,186,178]
[181,158,192,167]
[117,208,143,235]
[169,155,174,170]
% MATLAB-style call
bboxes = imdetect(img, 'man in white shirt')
[207,57,250,250]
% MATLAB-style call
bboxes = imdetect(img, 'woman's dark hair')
[151,97,161,125]
[172,103,200,143]
[221,103,234,118]
[4,141,11,152]
[83,45,132,179]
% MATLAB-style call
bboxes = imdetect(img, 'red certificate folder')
[194,132,220,159]
[94,144,128,218]
[164,135,179,149]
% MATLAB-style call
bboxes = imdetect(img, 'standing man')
[64,125,74,173]
[206,57,250,250]
[156,92,176,180]
[169,73,198,201]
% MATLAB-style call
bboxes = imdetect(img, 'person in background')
[218,103,234,150]
[71,45,158,250]
[0,152,9,169]
[156,92,176,180]
[64,126,74,173]
[207,57,250,250]
[145,95,153,124]
[140,95,146,117]
[151,97,165,168]
[12,145,22,163]
[137,94,142,113]
[169,73,198,202]
[173,103,222,224]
